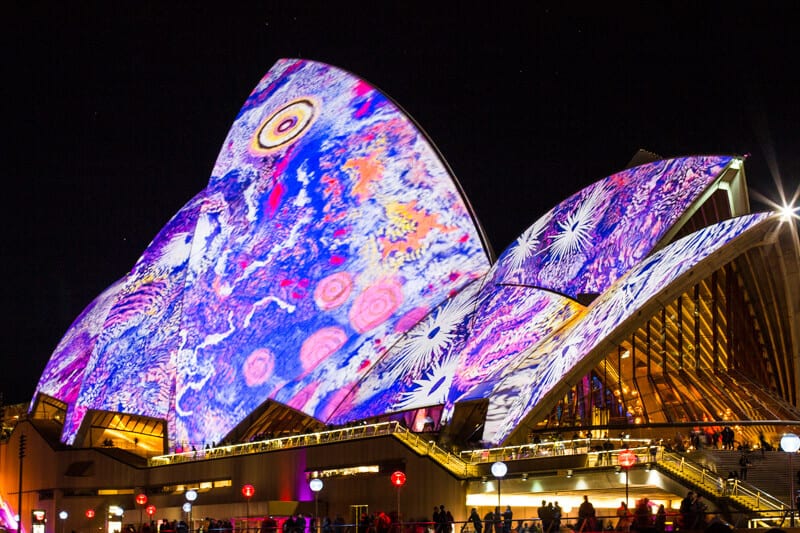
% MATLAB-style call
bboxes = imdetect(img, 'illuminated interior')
[482,213,773,443]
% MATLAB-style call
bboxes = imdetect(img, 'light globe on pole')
[59,511,68,533]
[185,489,198,529]
[618,449,637,507]
[135,493,148,533]
[491,461,507,508]
[391,471,406,529]
[309,478,323,533]
[242,484,255,531]
[782,433,800,526]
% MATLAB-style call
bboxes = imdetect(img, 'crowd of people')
[461,495,728,533]
[467,506,514,533]
[128,494,730,533]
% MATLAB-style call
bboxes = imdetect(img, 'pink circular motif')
[300,326,348,370]
[314,271,353,310]
[242,348,275,387]
[349,278,404,333]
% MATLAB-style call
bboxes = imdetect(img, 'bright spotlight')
[779,204,798,222]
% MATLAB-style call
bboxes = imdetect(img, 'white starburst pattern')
[504,214,550,272]
[393,355,460,411]
[390,286,479,378]
[548,183,609,261]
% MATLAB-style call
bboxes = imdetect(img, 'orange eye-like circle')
[252,99,315,152]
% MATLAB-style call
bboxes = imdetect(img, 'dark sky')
[2,3,798,405]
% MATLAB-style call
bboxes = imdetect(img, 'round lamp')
[618,449,637,468]
[182,503,192,513]
[145,505,156,517]
[309,478,323,492]
[136,493,148,506]
[782,433,800,453]
[491,461,508,478]
[85,510,95,519]
[59,511,69,520]
[242,484,255,499]
[185,490,198,502]
[391,471,407,487]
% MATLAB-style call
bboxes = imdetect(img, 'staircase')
[657,450,789,526]
[689,449,798,506]
[391,425,481,477]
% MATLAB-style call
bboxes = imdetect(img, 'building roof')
[31,59,799,450]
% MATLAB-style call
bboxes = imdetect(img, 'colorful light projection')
[481,212,772,444]
[33,59,491,446]
[328,280,583,423]
[326,155,737,426]
[489,155,734,299]
[31,59,756,451]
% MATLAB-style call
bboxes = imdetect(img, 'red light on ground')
[135,494,148,505]
[242,484,255,498]
[618,449,637,468]
[145,505,156,516]
[85,510,95,519]
[391,471,406,487]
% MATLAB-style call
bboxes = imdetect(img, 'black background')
[3,3,798,404]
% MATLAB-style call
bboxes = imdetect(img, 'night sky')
[3,3,798,405]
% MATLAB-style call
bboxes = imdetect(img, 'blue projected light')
[33,58,760,448]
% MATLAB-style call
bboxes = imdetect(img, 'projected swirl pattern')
[33,58,755,448]
[490,156,732,299]
[35,59,491,445]
[483,213,771,443]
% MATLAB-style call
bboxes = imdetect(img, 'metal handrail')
[459,438,653,464]
[390,425,478,477]
[149,421,401,466]
[658,451,786,512]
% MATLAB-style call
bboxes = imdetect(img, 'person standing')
[739,454,751,480]
[615,502,631,532]
[578,496,595,532]
[691,496,707,530]
[445,509,455,533]
[654,505,666,533]
[493,507,502,533]
[483,510,495,533]
[552,503,561,533]
[679,492,694,531]
[433,507,442,533]
[602,439,614,465]
[649,441,658,463]
[502,507,512,533]
[537,501,549,533]
[469,509,483,533]
[721,426,734,450]
[262,517,278,533]
[376,512,391,533]
[634,498,652,530]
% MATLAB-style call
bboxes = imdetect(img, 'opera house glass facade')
[2,59,798,533]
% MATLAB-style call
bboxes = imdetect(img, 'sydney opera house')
[2,59,799,533]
